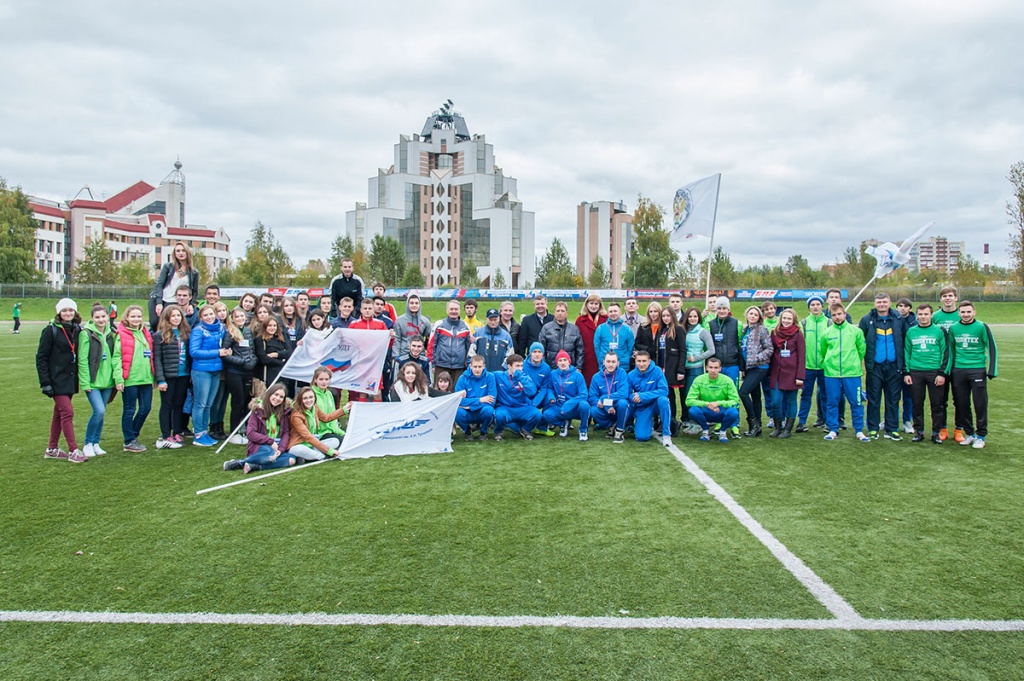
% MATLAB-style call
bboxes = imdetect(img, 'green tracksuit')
[685,373,741,408]
[818,321,865,378]
[801,313,829,370]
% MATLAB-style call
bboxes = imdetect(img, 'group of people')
[34,243,998,465]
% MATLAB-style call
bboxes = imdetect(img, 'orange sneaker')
[954,428,965,443]
[939,428,948,441]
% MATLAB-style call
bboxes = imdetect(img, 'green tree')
[952,254,986,289]
[674,251,701,288]
[351,243,368,279]
[214,261,236,286]
[535,237,576,287]
[233,221,293,286]
[460,259,481,287]
[1007,161,1024,286]
[400,264,426,287]
[74,237,119,284]
[700,246,736,289]
[491,267,507,288]
[192,251,210,286]
[785,254,820,287]
[292,259,327,286]
[0,178,44,283]
[328,234,354,275]
[118,258,151,285]
[587,256,609,288]
[367,234,406,285]
[624,196,678,288]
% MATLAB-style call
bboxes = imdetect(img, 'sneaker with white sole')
[157,437,183,450]
[579,431,588,442]
[223,459,243,471]
[699,430,711,442]
[903,421,915,434]
[662,436,672,447]
[718,432,730,443]
[193,433,217,447]
[44,447,69,460]
[824,431,838,441]
[612,430,625,443]
[857,432,871,443]
[68,448,87,463]
[885,432,902,441]
[960,434,976,446]
[82,443,96,458]
[123,440,147,453]
[92,443,107,455]
[228,434,248,446]
[972,436,985,449]
[559,423,569,437]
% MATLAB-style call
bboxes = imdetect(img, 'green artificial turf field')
[1,320,1022,679]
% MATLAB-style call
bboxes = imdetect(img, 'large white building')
[29,161,232,287]
[346,104,535,288]
[908,236,964,275]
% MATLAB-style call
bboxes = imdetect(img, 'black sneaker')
[794,422,809,433]
[520,429,534,441]
[605,427,616,439]
[931,433,943,445]
[885,432,902,442]
[494,432,503,442]
[223,459,243,471]
[464,428,473,441]
[612,430,625,444]
[477,432,488,442]
[811,419,825,429]
[911,432,925,442]
[839,420,848,430]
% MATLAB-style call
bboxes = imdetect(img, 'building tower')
[576,200,633,288]
[346,103,536,287]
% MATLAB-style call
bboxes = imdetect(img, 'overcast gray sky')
[2,0,1021,272]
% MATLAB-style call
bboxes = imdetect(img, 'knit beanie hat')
[807,295,824,309]
[714,296,731,310]
[56,298,78,313]
[529,342,544,356]
[555,349,571,364]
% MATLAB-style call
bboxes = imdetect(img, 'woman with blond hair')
[633,301,663,360]
[738,306,774,437]
[575,294,607,385]
[148,241,198,330]
[118,305,156,452]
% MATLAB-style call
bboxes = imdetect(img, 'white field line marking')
[665,442,863,622]
[196,457,337,495]
[1,610,1022,632]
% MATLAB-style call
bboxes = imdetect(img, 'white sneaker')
[82,443,96,458]
[579,431,588,442]
[559,423,569,437]
[662,435,672,447]
[156,437,183,450]
[228,434,248,445]
[959,435,976,446]
[92,443,106,456]
[972,437,985,449]
[903,421,914,434]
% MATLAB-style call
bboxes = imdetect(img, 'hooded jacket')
[818,321,865,378]
[394,310,432,356]
[79,320,121,391]
[800,313,830,371]
[522,342,552,408]
[37,320,81,395]
[153,327,190,384]
[117,322,155,386]
[189,320,225,373]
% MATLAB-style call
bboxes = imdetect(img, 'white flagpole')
[196,456,338,495]
[703,173,722,309]
[846,277,877,311]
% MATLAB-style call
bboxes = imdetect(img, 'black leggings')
[158,375,190,438]
[739,368,769,423]
[225,372,253,434]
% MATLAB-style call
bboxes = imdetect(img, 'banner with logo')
[338,391,463,459]
[672,173,721,242]
[278,328,390,393]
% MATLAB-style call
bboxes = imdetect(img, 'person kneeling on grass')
[589,351,630,443]
[493,354,540,441]
[455,355,497,441]
[627,350,672,446]
[541,349,591,441]
[223,383,294,474]
[287,387,346,462]
[686,357,741,444]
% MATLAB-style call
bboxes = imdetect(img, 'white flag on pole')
[279,328,390,393]
[672,173,721,242]
[864,221,935,279]
[338,391,463,459]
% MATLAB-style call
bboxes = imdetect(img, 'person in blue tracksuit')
[493,354,541,440]
[593,302,635,370]
[521,342,552,409]
[541,349,591,441]
[589,351,630,442]
[454,355,497,440]
[627,350,672,445]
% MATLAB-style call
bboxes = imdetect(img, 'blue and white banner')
[864,221,935,279]
[338,391,463,459]
[672,173,721,242]
[278,328,390,393]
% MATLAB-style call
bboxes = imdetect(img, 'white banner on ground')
[338,391,463,459]
[279,328,390,393]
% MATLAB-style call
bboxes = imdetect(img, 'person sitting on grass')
[455,355,497,440]
[686,357,741,444]
[287,386,344,462]
[589,351,630,443]
[224,383,294,474]
[541,349,591,441]
[493,354,540,441]
[820,303,869,442]
[627,350,672,446]
[310,367,348,429]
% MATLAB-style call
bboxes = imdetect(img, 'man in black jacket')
[516,294,554,356]
[328,258,364,318]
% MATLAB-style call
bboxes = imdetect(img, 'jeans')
[210,377,227,425]
[688,405,740,431]
[84,388,113,445]
[242,444,296,471]
[739,367,769,423]
[191,370,221,435]
[121,384,153,444]
[770,388,798,421]
[683,367,704,408]
[721,364,740,387]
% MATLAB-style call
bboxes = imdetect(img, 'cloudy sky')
[2,0,1022,272]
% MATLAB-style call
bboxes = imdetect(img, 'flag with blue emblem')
[672,173,721,242]
[339,391,463,458]
[279,328,391,392]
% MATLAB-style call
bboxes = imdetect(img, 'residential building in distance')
[28,160,232,287]
[346,102,536,287]
[908,236,964,275]
[576,200,633,288]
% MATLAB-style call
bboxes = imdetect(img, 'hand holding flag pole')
[847,221,934,309]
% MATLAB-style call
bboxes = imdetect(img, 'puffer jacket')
[189,320,225,373]
[538,320,584,370]
[153,328,191,384]
[222,326,257,376]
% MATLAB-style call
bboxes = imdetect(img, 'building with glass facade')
[345,106,535,287]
